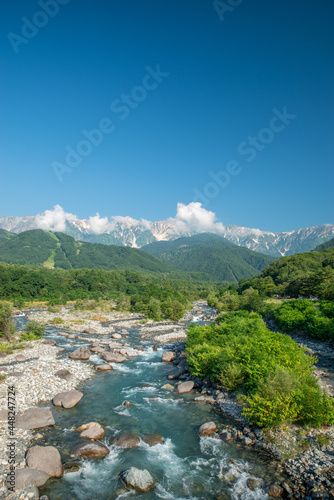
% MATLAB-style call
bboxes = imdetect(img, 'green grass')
[43,249,56,268]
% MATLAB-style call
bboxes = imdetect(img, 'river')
[15,312,278,499]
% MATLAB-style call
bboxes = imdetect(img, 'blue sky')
[0,0,333,231]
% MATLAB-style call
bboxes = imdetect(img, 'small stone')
[54,369,73,381]
[15,354,28,362]
[268,484,284,497]
[246,478,263,490]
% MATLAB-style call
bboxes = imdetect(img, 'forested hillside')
[143,233,274,282]
[0,230,173,274]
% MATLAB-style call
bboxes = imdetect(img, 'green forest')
[143,233,274,282]
[0,262,217,321]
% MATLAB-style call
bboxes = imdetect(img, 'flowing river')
[15,313,279,500]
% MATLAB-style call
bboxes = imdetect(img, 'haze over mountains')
[0,203,333,257]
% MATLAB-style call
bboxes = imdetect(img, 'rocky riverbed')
[0,303,333,499]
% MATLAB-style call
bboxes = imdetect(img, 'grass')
[316,433,332,447]
[43,249,56,269]
[91,315,109,322]
[0,373,7,383]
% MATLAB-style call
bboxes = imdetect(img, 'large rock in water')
[6,469,49,490]
[52,390,83,409]
[120,467,155,492]
[102,352,126,363]
[112,433,140,448]
[26,446,64,478]
[108,342,123,350]
[69,347,91,360]
[96,364,113,371]
[71,442,110,458]
[198,422,217,436]
[142,434,164,446]
[16,408,55,430]
[80,426,105,440]
[162,351,175,362]
[176,381,194,394]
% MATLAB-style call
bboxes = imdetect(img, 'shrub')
[242,393,298,428]
[218,362,245,391]
[48,305,61,313]
[0,302,15,340]
[21,321,45,341]
[51,317,65,325]
[186,310,334,428]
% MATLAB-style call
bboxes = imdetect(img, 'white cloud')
[171,202,225,234]
[88,213,110,235]
[35,205,77,232]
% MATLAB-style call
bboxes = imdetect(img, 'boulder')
[152,345,158,351]
[80,426,105,440]
[119,349,128,356]
[16,408,55,430]
[112,333,122,340]
[246,478,263,491]
[26,446,63,478]
[162,384,174,391]
[142,434,164,446]
[120,467,155,492]
[69,347,90,360]
[71,442,109,458]
[90,341,100,347]
[66,334,76,339]
[176,381,194,394]
[54,369,73,381]
[268,484,284,498]
[77,422,102,431]
[96,364,113,371]
[102,352,126,363]
[52,390,83,409]
[134,347,144,351]
[121,329,128,335]
[15,354,28,362]
[198,422,217,436]
[108,342,123,350]
[83,328,98,334]
[112,433,140,448]
[43,339,56,346]
[162,351,175,362]
[6,469,49,490]
[91,346,105,353]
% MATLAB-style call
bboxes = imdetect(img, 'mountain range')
[0,210,333,257]
[0,230,274,282]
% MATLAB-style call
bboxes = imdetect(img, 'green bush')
[186,311,334,428]
[218,362,245,391]
[51,317,65,325]
[21,321,45,341]
[274,299,334,340]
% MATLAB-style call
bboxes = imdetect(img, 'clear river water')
[15,314,279,500]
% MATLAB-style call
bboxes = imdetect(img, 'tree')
[0,301,15,341]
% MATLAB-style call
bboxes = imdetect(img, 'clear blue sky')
[1,0,333,231]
